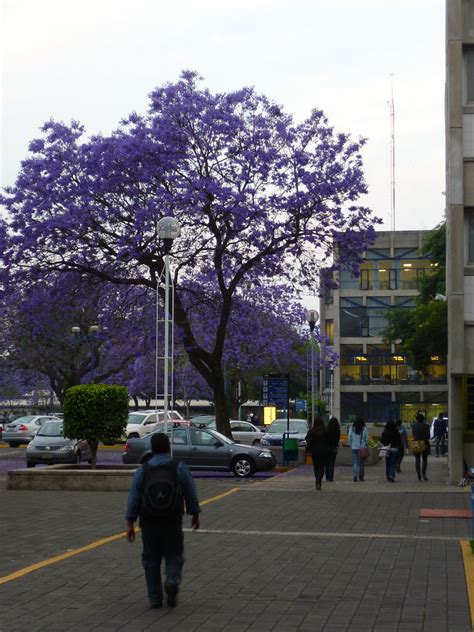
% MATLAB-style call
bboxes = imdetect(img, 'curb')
[460,540,474,630]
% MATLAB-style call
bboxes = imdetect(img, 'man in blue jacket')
[125,432,201,609]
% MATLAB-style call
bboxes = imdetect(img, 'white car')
[125,410,188,440]
[3,415,62,447]
[206,420,263,446]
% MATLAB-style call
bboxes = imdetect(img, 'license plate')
[42,454,53,459]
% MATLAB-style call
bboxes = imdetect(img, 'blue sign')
[295,398,307,412]
[262,374,289,407]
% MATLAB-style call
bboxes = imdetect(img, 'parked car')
[260,418,310,447]
[205,420,263,446]
[26,420,92,467]
[124,410,188,440]
[122,426,276,478]
[3,415,62,447]
[189,415,216,428]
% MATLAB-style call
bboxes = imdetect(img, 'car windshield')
[11,416,35,424]
[209,430,234,445]
[268,420,308,434]
[127,415,146,425]
[37,421,64,437]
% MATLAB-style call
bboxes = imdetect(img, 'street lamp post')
[306,309,319,428]
[71,324,100,383]
[157,217,181,448]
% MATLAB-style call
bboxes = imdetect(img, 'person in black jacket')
[305,417,329,491]
[324,417,340,482]
[381,420,403,482]
[412,412,431,481]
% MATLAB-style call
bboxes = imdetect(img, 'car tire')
[26,462,35,468]
[232,455,255,478]
[8,442,19,448]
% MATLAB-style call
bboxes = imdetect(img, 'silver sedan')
[3,415,62,447]
[26,420,91,467]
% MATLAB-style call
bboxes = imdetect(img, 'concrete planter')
[7,464,137,491]
[267,446,307,467]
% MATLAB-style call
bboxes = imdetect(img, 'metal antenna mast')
[389,74,396,232]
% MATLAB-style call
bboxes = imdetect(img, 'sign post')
[263,374,292,464]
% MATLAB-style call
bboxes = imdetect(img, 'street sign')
[295,398,307,412]
[262,374,289,408]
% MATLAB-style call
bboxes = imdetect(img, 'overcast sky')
[1,0,446,231]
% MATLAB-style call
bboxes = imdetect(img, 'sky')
[1,0,446,232]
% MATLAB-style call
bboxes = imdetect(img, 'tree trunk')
[89,439,99,469]
[213,372,232,438]
[132,395,139,410]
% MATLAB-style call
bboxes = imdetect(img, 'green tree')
[383,222,447,373]
[63,384,129,468]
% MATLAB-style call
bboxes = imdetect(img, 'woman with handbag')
[348,418,368,482]
[305,417,329,491]
[325,417,341,482]
[381,421,403,482]
[412,412,430,481]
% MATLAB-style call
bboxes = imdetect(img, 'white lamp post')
[306,309,319,427]
[157,217,181,449]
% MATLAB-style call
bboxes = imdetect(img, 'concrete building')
[446,0,474,481]
[320,230,447,425]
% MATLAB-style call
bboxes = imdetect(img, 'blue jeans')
[352,449,365,480]
[435,435,446,456]
[141,520,184,606]
[385,449,398,480]
[325,448,338,481]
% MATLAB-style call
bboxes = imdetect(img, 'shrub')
[63,384,129,467]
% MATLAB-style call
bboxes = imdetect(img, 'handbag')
[379,445,391,458]
[360,446,370,458]
[411,440,426,455]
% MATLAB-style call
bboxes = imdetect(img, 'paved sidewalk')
[0,456,472,631]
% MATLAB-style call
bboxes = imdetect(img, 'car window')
[190,429,219,446]
[128,415,147,425]
[170,412,180,420]
[268,420,308,433]
[231,423,247,432]
[172,429,188,445]
[37,421,63,437]
[12,416,35,424]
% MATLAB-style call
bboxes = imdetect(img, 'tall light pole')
[306,309,319,428]
[71,324,100,382]
[157,216,181,448]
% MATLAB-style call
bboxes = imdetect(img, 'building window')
[367,297,391,337]
[467,48,474,103]
[340,298,367,337]
[468,212,474,263]
[464,376,474,433]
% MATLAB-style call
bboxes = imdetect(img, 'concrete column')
[448,375,464,483]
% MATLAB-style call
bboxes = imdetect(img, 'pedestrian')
[348,418,368,482]
[412,412,431,481]
[125,432,201,609]
[381,420,403,482]
[396,419,408,472]
[305,417,329,490]
[325,417,341,481]
[433,413,448,457]
[246,412,252,422]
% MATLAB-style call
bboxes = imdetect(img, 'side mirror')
[214,441,224,448]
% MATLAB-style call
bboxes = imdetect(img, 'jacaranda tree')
[0,71,378,436]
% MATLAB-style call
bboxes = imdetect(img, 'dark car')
[122,426,276,478]
[25,420,92,467]
[260,418,310,447]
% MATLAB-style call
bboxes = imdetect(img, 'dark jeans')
[435,435,446,456]
[397,446,405,468]
[311,452,328,485]
[325,448,338,481]
[385,449,398,480]
[415,452,429,479]
[141,519,184,606]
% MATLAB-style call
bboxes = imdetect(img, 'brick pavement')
[0,456,472,631]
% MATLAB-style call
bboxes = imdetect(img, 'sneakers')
[150,602,163,609]
[316,481,322,491]
[165,582,178,608]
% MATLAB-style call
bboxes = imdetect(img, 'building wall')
[446,0,474,481]
[320,230,447,427]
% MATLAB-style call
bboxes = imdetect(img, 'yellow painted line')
[0,487,240,585]
[460,540,474,629]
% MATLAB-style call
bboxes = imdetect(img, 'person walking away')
[396,419,408,472]
[125,432,201,609]
[412,413,430,481]
[433,413,448,457]
[325,417,341,481]
[381,421,402,482]
[348,418,368,482]
[305,417,329,490]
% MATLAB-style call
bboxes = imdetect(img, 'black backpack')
[140,461,184,522]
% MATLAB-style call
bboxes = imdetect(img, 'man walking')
[412,413,431,481]
[125,432,201,609]
[433,413,448,457]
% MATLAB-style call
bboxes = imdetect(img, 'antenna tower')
[389,74,396,232]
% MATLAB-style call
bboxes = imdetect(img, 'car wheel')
[232,456,255,478]
[128,433,140,439]
[26,462,35,468]
[8,442,19,448]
